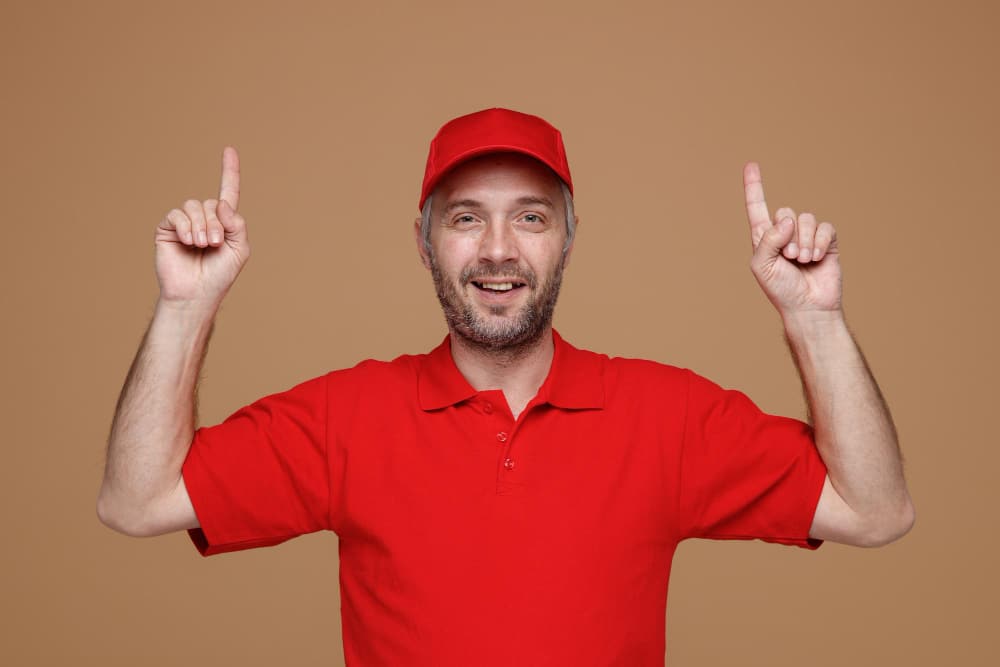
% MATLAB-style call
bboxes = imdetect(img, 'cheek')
[433,237,478,269]
[523,239,566,271]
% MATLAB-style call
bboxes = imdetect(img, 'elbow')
[96,489,155,537]
[858,497,916,548]
[96,489,132,535]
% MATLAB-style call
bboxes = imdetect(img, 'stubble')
[428,253,565,357]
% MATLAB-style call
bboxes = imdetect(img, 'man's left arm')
[742,162,915,548]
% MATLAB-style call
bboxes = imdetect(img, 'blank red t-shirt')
[181,330,826,666]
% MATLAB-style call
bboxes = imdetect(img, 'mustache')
[459,263,537,289]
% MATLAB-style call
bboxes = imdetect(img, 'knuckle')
[168,212,189,228]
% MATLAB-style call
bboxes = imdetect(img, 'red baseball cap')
[418,107,573,211]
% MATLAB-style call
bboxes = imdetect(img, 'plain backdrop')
[2,0,996,665]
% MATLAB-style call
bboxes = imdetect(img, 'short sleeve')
[677,370,827,549]
[181,374,330,556]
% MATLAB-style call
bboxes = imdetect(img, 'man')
[98,108,914,665]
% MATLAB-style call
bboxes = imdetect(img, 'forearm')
[98,299,216,532]
[784,310,913,530]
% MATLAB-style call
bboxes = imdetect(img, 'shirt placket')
[477,391,525,495]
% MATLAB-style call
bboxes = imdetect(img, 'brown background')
[2,0,996,664]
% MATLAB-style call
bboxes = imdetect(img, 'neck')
[448,326,555,419]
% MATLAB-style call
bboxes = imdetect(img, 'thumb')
[755,215,795,260]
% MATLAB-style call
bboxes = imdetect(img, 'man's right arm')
[97,301,215,536]
[97,147,249,537]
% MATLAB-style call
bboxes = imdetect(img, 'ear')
[414,216,431,269]
[562,214,580,268]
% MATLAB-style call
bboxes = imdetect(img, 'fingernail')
[210,231,221,244]
[198,231,207,246]
[813,248,822,260]
[799,247,811,262]
[184,231,193,244]
[786,242,799,256]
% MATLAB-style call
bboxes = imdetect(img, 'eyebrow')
[441,196,556,215]
[441,199,483,215]
[514,195,556,209]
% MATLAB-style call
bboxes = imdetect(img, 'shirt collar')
[417,329,605,411]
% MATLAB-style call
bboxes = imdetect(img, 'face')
[415,153,576,352]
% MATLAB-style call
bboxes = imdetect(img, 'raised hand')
[154,147,250,309]
[742,162,842,316]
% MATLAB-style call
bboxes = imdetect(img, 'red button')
[496,432,508,442]
[483,402,493,414]
[504,458,515,470]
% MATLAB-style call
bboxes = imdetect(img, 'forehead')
[432,152,564,205]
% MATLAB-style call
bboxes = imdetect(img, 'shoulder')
[558,335,688,380]
[601,351,695,394]
[606,354,689,379]
[323,351,424,394]
[560,338,753,419]
[560,336,696,404]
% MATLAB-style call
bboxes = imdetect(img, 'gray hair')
[421,180,576,253]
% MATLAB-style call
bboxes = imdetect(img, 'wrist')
[155,296,221,323]
[781,311,855,365]
[781,308,849,341]
[153,298,220,349]
[781,309,861,387]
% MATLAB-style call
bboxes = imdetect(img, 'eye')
[453,214,478,225]
[521,213,544,224]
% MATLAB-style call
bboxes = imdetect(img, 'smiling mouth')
[471,280,527,293]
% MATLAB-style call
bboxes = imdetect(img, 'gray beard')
[428,253,565,358]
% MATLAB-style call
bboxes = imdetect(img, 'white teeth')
[480,282,514,291]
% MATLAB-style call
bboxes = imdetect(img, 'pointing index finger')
[219,146,240,211]
[743,161,771,248]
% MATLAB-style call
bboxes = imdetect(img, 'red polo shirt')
[182,330,826,666]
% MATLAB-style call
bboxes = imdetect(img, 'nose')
[478,220,519,265]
